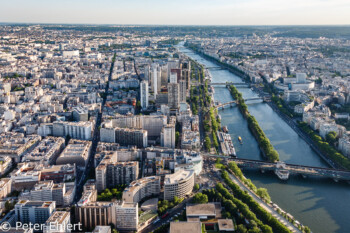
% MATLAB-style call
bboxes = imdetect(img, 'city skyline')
[0,0,350,25]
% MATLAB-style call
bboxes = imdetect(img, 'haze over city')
[1,0,350,25]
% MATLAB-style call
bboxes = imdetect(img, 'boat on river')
[238,136,243,144]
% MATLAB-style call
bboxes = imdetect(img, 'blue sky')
[0,0,349,25]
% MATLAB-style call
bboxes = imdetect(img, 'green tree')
[192,193,208,204]
[194,183,200,191]
[175,131,180,146]
[5,201,13,212]
[204,136,211,152]
[256,188,271,202]
[304,226,311,233]
[326,131,337,146]
[237,224,248,233]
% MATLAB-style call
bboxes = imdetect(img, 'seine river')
[179,44,350,233]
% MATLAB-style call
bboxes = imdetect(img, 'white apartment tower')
[140,80,149,110]
[161,125,176,149]
[151,63,159,97]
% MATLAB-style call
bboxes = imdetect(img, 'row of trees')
[228,162,271,202]
[204,188,268,233]
[189,59,221,153]
[220,170,293,233]
[299,122,350,170]
[271,94,294,118]
[215,183,274,233]
[228,85,279,162]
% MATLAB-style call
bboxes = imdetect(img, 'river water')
[179,45,350,233]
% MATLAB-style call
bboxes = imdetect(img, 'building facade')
[164,169,195,201]
[122,176,161,203]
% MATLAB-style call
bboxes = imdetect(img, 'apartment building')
[56,140,91,167]
[96,157,138,191]
[164,169,195,201]
[122,176,161,203]
[15,200,56,225]
[116,202,138,231]
[44,211,71,233]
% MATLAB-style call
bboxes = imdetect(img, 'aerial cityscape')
[0,1,350,233]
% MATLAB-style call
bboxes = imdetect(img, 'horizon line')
[1,22,350,27]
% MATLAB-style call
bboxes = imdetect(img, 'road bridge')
[204,154,350,182]
[210,82,250,87]
[192,82,250,88]
[206,67,227,70]
[215,97,264,109]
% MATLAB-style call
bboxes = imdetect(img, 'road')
[139,196,193,233]
[227,172,302,233]
[74,53,116,202]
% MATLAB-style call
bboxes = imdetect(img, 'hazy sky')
[0,0,349,25]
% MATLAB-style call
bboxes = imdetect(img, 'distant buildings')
[62,50,79,58]
[72,106,89,122]
[52,121,92,140]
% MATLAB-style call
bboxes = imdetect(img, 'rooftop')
[164,169,194,185]
[218,219,235,231]
[169,221,202,233]
[186,203,216,217]
[46,211,70,224]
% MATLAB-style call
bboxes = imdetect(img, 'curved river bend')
[179,45,350,233]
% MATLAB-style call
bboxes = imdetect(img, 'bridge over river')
[192,82,250,87]
[204,154,350,182]
[215,97,265,109]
